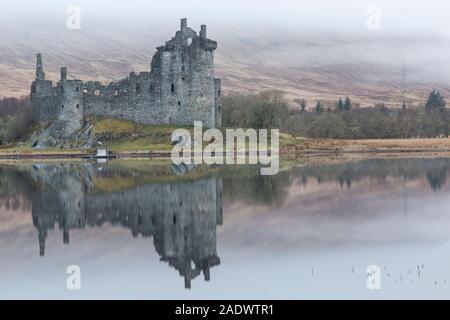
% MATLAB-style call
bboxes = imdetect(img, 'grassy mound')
[0,115,306,155]
[90,117,187,153]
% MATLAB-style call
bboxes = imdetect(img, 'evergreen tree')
[336,98,344,112]
[315,101,323,114]
[425,90,446,111]
[344,96,352,111]
[294,98,307,112]
[301,99,306,111]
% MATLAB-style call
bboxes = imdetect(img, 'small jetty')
[82,149,118,160]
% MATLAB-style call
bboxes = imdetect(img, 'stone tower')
[31,54,57,124]
[149,18,220,127]
[35,53,45,81]
[31,55,85,141]
[56,67,85,136]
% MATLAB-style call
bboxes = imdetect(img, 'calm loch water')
[1,158,450,299]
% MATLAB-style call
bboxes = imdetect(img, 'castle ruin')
[30,18,221,142]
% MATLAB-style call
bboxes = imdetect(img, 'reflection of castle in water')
[29,163,223,289]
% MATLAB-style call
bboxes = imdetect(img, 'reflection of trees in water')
[0,195,31,211]
[426,167,448,191]
[0,166,35,211]
[222,158,450,209]
[293,158,450,192]
[223,170,292,207]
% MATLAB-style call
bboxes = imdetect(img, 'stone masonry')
[30,18,222,140]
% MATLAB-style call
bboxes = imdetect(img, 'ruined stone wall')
[30,19,221,132]
[57,78,85,136]
[82,71,172,125]
[31,80,58,125]
[82,20,219,127]
[31,67,85,138]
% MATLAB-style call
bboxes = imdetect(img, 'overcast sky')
[1,0,449,37]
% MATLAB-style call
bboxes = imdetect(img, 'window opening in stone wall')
[171,83,175,93]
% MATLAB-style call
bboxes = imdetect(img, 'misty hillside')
[1,18,450,108]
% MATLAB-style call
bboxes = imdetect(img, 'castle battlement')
[30,18,221,141]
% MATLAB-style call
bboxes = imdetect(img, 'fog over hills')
[1,0,450,108]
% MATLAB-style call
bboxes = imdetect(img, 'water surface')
[1,158,450,299]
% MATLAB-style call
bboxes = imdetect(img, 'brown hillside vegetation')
[1,19,449,108]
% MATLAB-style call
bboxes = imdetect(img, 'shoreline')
[3,137,450,160]
[2,148,450,160]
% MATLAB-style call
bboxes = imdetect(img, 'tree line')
[222,90,450,139]
[0,90,449,145]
